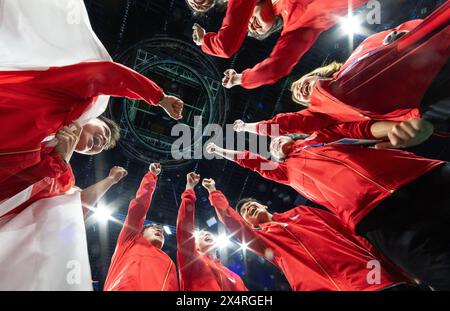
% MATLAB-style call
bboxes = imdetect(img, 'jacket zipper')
[161,261,173,291]
[303,149,394,193]
[275,223,342,291]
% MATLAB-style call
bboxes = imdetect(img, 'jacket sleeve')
[0,149,68,202]
[176,189,198,288]
[40,61,164,105]
[234,151,289,185]
[201,0,256,58]
[241,27,323,89]
[209,190,267,256]
[326,120,377,139]
[118,172,158,244]
[256,110,339,137]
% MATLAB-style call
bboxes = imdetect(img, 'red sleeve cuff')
[209,190,229,207]
[182,188,196,201]
[240,69,253,89]
[145,171,158,181]
[208,190,223,199]
[154,87,164,105]
[201,33,215,53]
[360,120,377,139]
[51,150,69,170]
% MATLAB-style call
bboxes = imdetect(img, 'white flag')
[0,192,93,291]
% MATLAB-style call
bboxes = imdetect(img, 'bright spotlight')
[94,204,112,223]
[163,225,172,235]
[340,14,362,35]
[238,241,249,252]
[216,234,232,249]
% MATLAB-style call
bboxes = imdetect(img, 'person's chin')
[74,146,87,154]
[75,148,91,155]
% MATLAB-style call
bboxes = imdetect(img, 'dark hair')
[248,11,284,41]
[235,197,258,215]
[98,116,121,150]
[141,223,163,235]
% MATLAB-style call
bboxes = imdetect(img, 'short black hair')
[98,115,121,150]
[141,223,163,235]
[235,197,258,215]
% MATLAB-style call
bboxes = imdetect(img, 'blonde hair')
[291,61,343,106]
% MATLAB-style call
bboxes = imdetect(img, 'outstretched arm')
[223,28,323,89]
[233,110,338,137]
[39,61,183,120]
[80,166,127,217]
[199,0,257,58]
[118,163,161,244]
[206,143,289,184]
[202,179,267,256]
[176,172,201,289]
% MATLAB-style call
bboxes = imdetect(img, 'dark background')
[72,0,445,291]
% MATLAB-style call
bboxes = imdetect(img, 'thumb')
[72,122,83,137]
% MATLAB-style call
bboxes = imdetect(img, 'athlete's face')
[240,201,270,226]
[270,136,295,160]
[186,0,215,12]
[292,75,320,105]
[196,231,216,253]
[248,1,275,36]
[143,226,165,249]
[75,119,111,155]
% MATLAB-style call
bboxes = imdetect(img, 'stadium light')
[94,204,113,223]
[340,14,362,35]
[216,234,232,249]
[238,241,250,253]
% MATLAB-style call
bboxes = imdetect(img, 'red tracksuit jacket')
[0,147,75,219]
[239,0,368,88]
[255,18,444,138]
[104,172,179,291]
[236,120,444,232]
[209,190,407,291]
[201,0,257,58]
[0,61,164,184]
[177,189,248,291]
[314,2,450,120]
[255,6,450,138]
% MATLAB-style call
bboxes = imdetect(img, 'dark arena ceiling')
[72,0,445,290]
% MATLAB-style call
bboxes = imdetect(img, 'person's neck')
[150,240,163,249]
[258,213,273,225]
[284,141,295,155]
